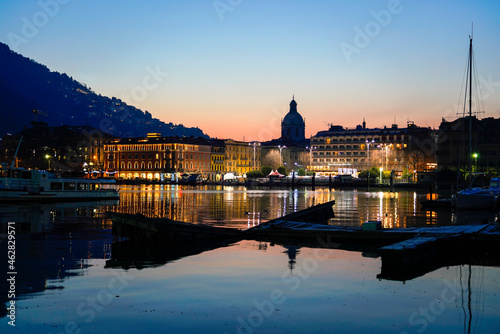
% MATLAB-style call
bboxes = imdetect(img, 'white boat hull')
[0,189,119,202]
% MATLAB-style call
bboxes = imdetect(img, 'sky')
[1,0,500,141]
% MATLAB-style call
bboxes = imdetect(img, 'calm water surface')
[1,185,499,333]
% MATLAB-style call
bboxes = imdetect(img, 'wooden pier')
[107,199,335,242]
[107,201,500,280]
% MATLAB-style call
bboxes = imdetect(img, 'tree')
[262,150,281,169]
[261,166,272,177]
[297,168,306,176]
[246,170,264,178]
[277,166,286,175]
[407,151,425,172]
[297,151,310,168]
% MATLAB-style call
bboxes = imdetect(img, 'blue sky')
[1,0,500,140]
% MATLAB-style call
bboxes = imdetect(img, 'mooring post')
[312,173,316,191]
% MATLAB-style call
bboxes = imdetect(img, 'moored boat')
[452,178,500,210]
[0,164,119,202]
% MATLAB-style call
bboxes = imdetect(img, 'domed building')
[281,97,305,143]
[260,97,309,171]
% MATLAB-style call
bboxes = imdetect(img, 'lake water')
[1,185,499,333]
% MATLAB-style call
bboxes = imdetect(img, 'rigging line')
[474,266,485,334]
[457,52,471,186]
[471,49,486,117]
[460,265,467,333]
[468,264,473,334]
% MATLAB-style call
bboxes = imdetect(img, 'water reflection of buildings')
[114,185,338,227]
[114,185,499,229]
[0,202,117,318]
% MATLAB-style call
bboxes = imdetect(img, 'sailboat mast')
[468,35,473,178]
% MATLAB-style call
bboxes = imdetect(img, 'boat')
[178,173,204,185]
[0,164,120,202]
[452,177,500,210]
[107,198,500,248]
[107,200,336,242]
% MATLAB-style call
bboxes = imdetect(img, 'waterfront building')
[207,139,226,181]
[310,121,436,176]
[437,116,500,173]
[104,134,212,181]
[224,139,261,175]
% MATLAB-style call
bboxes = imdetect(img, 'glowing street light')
[365,139,374,169]
[45,154,51,170]
[306,146,317,170]
[472,152,478,172]
[278,145,286,166]
[249,141,260,170]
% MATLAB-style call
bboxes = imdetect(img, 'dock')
[107,201,500,281]
[107,199,335,242]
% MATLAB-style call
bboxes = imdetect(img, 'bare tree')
[297,151,310,168]
[262,149,281,169]
[407,150,425,171]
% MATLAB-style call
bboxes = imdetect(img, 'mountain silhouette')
[0,42,208,138]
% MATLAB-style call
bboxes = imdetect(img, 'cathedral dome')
[281,97,306,143]
[282,98,304,126]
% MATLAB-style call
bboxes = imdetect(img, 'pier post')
[312,173,316,191]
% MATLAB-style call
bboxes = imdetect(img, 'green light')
[472,153,478,158]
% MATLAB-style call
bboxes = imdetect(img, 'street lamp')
[249,141,260,170]
[306,146,317,170]
[379,167,383,185]
[278,145,286,166]
[365,139,374,169]
[45,154,51,170]
[472,152,478,172]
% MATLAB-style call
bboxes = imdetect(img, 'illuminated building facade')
[225,139,261,175]
[104,134,212,180]
[208,139,226,181]
[104,134,264,180]
[310,122,436,175]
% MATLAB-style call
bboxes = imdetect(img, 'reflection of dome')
[281,97,305,142]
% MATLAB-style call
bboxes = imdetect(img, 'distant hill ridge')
[0,42,208,138]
